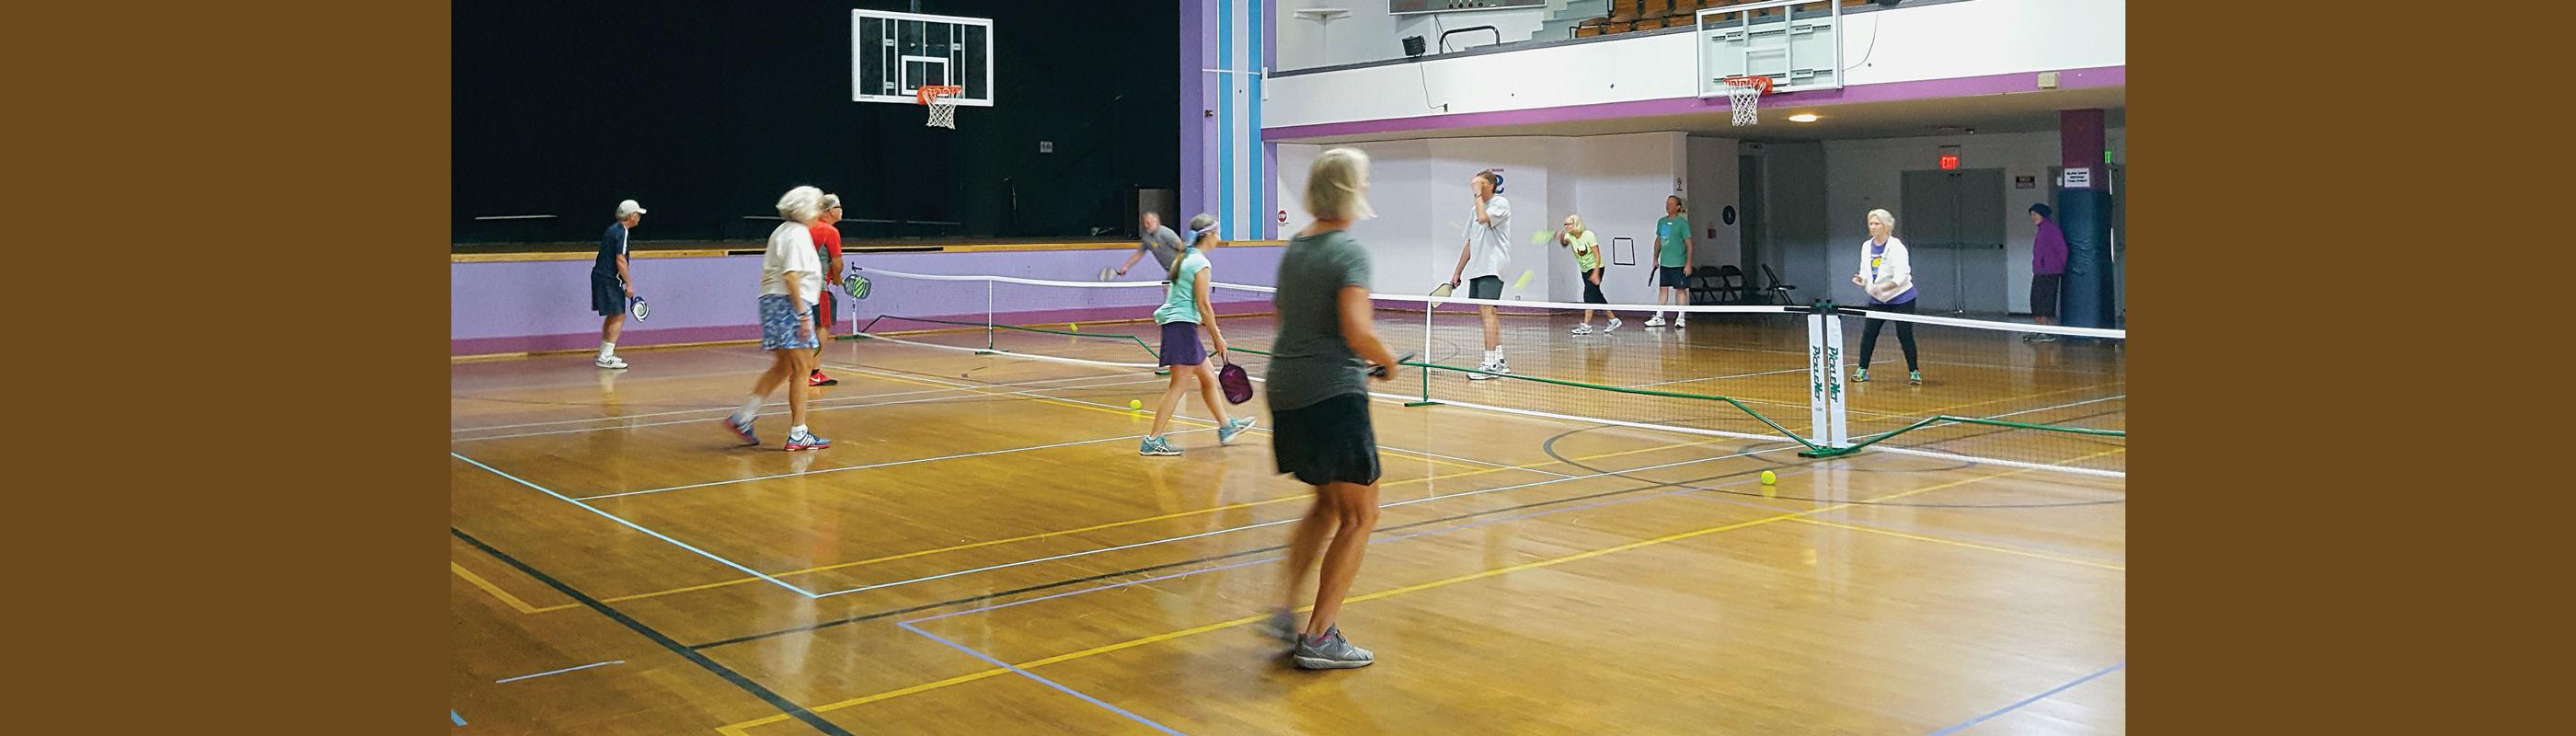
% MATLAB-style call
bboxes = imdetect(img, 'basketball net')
[1722,75,1770,126]
[918,85,965,129]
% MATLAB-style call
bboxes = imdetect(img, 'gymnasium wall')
[1274,132,1745,307]
[1264,0,2124,133]
[450,245,1286,356]
[1816,128,2127,313]
[452,0,1179,246]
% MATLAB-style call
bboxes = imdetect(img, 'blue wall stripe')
[1249,1,1262,240]
[1217,0,1233,242]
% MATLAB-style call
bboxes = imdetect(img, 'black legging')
[1858,301,1920,372]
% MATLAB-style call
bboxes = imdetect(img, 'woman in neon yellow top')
[1558,214,1623,335]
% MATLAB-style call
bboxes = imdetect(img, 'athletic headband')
[1192,222,1221,240]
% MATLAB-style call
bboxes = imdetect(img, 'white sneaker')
[1491,358,1510,375]
[1570,323,1594,335]
[1468,360,1499,380]
[595,355,628,369]
[1605,316,1622,332]
[1675,316,1688,328]
[1644,316,1666,328]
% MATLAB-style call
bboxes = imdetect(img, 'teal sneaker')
[1138,435,1181,456]
[1217,417,1256,445]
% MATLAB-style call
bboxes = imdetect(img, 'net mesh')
[1725,79,1762,126]
[923,87,961,129]
[842,268,2124,477]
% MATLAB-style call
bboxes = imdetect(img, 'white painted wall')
[1268,0,2126,129]
[1820,127,2127,313]
[1277,2,1550,72]
[1273,131,1739,311]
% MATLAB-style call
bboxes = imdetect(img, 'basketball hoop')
[1720,75,1771,126]
[917,85,965,129]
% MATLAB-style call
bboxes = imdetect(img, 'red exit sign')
[1938,144,1962,170]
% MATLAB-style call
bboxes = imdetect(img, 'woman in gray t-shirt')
[1262,148,1403,671]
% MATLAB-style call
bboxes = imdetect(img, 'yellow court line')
[716,448,2122,733]
[1784,517,2126,572]
[452,561,543,615]
[542,437,1724,613]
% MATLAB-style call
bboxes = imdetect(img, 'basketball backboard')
[1696,0,1845,99]
[851,10,993,107]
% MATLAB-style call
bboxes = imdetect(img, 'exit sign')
[1937,145,1961,170]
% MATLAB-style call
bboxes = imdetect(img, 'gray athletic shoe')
[1258,608,1299,645]
[1293,626,1375,670]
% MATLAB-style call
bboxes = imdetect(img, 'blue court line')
[450,452,820,598]
[1927,661,2126,735]
[900,621,1187,735]
[451,709,465,726]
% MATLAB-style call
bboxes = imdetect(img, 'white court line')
[578,426,1217,500]
[495,660,624,684]
[452,372,1150,434]
[1623,364,1812,388]
[451,452,818,598]
[808,443,1811,600]
[453,374,1163,443]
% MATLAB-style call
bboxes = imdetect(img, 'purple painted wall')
[452,246,1286,355]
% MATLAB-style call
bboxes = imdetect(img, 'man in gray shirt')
[1116,212,1188,277]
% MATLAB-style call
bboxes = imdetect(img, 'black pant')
[1858,301,1920,372]
[1581,269,1608,305]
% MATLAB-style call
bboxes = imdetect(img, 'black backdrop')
[454,0,1179,245]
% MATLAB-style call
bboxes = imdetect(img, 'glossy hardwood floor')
[451,323,2125,735]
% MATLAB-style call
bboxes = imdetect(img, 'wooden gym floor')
[450,317,2125,735]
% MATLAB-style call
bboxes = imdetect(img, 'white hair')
[1867,208,1895,230]
[1305,147,1375,222]
[776,186,825,224]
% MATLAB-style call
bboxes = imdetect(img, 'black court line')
[451,529,855,736]
[686,454,1794,651]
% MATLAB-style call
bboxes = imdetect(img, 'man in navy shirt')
[592,200,645,368]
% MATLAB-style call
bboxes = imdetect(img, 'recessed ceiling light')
[1788,113,1820,122]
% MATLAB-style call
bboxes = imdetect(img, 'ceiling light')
[1788,113,1820,122]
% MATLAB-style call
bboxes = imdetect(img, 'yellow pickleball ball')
[1128,399,1144,409]
[1760,470,1777,485]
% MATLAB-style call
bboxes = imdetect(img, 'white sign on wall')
[2061,168,2094,189]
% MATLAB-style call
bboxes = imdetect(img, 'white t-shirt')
[1461,194,1512,280]
[762,221,822,305]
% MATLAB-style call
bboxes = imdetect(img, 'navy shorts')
[1157,321,1205,366]
[1270,394,1380,487]
[1657,266,1691,289]
[591,271,627,316]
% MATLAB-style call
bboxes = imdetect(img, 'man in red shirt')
[809,194,846,386]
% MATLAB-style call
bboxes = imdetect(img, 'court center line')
[898,622,1186,735]
[451,561,543,614]
[450,452,818,598]
[1926,661,2126,736]
[722,454,2113,729]
[533,437,1722,614]
[453,372,1155,434]
[495,660,626,684]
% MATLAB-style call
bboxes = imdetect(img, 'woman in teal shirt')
[1138,214,1258,456]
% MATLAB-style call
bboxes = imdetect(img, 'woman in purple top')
[2024,202,2068,342]
[1849,208,1921,385]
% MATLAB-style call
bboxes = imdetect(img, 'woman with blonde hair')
[1262,147,1403,670]
[719,186,834,450]
[1558,213,1621,334]
[1850,208,1922,385]
[1136,213,1257,456]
